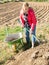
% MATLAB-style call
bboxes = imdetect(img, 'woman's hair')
[20,2,29,14]
[22,2,29,8]
[24,2,29,6]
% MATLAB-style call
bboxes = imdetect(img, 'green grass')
[0,26,22,65]
[0,22,49,42]
[0,26,22,41]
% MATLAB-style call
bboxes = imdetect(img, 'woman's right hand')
[21,25,24,29]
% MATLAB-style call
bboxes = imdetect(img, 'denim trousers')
[25,26,36,44]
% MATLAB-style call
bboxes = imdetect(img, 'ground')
[5,43,49,65]
[0,2,49,65]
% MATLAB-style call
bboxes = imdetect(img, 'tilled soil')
[5,43,49,65]
[0,2,49,27]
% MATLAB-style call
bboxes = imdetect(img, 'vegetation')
[0,26,22,65]
[0,0,49,3]
[24,0,48,2]
[0,26,22,41]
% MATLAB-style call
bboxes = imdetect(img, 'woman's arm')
[30,9,37,31]
[20,14,25,27]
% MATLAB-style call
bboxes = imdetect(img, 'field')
[0,2,49,65]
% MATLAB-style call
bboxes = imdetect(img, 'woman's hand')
[30,29,32,34]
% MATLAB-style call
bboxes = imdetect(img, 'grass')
[36,22,49,42]
[0,26,22,41]
[0,48,14,65]
[0,26,22,65]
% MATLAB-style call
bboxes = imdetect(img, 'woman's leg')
[25,28,30,43]
[32,26,36,48]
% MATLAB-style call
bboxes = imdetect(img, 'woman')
[20,2,37,48]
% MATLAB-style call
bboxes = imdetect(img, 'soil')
[5,43,49,65]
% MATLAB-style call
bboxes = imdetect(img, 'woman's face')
[23,6,29,13]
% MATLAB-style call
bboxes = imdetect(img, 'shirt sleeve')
[20,14,25,27]
[30,9,37,31]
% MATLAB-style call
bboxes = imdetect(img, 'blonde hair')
[22,2,29,8]
[20,2,29,14]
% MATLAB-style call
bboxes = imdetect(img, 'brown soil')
[5,43,49,65]
[0,2,49,27]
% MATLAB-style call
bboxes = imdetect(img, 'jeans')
[32,26,36,43]
[25,26,36,44]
